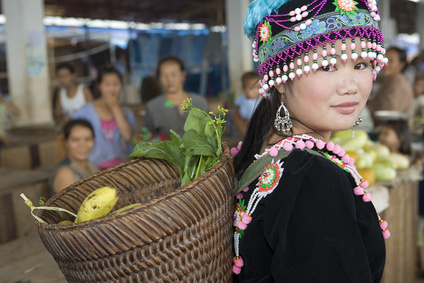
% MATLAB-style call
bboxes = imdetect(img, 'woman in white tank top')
[54,63,93,125]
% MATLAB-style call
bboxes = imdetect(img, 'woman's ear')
[275,82,285,94]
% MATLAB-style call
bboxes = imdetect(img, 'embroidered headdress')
[244,0,387,98]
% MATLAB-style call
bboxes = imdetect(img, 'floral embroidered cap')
[244,0,386,97]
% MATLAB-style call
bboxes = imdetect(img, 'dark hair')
[63,119,95,140]
[241,71,260,88]
[156,56,186,78]
[383,120,411,155]
[387,47,408,73]
[415,72,424,84]
[234,88,286,179]
[96,65,123,85]
[56,62,75,74]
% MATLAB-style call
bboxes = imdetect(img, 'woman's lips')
[332,102,358,114]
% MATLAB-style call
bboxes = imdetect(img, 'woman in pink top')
[72,65,136,169]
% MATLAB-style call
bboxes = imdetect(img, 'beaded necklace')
[232,134,390,274]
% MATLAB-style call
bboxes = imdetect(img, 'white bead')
[289,72,295,79]
[282,75,288,82]
[371,5,377,11]
[296,69,302,76]
[269,80,275,86]
[276,77,282,84]
[304,65,311,73]
[383,57,389,64]
[263,84,269,90]
[377,54,384,61]
[341,54,348,61]
[259,88,264,94]
[295,8,301,14]
[361,51,368,59]
[296,14,302,21]
[300,23,306,30]
[312,63,319,70]
[330,58,337,65]
[368,52,374,58]
[322,60,328,67]
[372,70,377,76]
[254,57,259,62]
[374,15,381,21]
[252,42,256,48]
[351,53,358,60]
[375,66,381,72]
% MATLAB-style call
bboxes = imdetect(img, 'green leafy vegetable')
[129,98,227,187]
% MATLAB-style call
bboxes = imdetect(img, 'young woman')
[143,56,209,140]
[54,63,93,125]
[49,119,99,195]
[232,0,389,281]
[72,65,136,170]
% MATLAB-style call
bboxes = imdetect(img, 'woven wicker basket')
[35,145,235,283]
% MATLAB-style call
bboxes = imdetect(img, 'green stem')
[194,155,203,180]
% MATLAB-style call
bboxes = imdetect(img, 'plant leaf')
[184,108,213,136]
[182,129,217,157]
[129,141,184,172]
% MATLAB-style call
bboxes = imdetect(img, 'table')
[0,232,66,283]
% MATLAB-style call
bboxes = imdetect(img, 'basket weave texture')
[35,145,235,282]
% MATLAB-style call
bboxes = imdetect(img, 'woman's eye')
[355,62,368,70]
[319,65,336,72]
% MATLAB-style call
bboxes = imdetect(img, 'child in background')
[378,120,412,156]
[232,71,261,135]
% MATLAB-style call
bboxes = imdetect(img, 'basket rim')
[36,143,233,230]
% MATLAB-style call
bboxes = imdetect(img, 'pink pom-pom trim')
[332,144,341,154]
[316,140,325,149]
[234,257,244,267]
[283,142,293,151]
[243,186,249,192]
[238,221,247,230]
[295,140,306,149]
[341,154,350,164]
[382,229,391,239]
[236,193,243,199]
[242,214,252,224]
[379,220,388,229]
[233,265,241,274]
[305,140,314,149]
[270,147,279,157]
[360,180,369,189]
[338,148,346,157]
[237,142,242,151]
[354,186,364,195]
[326,141,335,151]
[348,157,355,166]
[362,193,372,202]
[231,147,239,156]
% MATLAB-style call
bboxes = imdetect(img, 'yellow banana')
[58,220,74,225]
[110,203,142,215]
[75,186,119,223]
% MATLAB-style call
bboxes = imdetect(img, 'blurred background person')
[49,119,99,195]
[232,71,261,135]
[72,65,136,170]
[142,56,209,140]
[378,120,412,157]
[0,91,19,146]
[368,47,414,127]
[414,73,424,122]
[54,63,94,127]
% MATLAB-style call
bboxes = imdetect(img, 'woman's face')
[159,61,186,95]
[57,68,75,88]
[99,73,122,99]
[382,49,404,79]
[378,125,400,153]
[279,38,373,141]
[66,125,94,162]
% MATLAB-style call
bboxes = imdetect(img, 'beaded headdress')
[244,0,387,98]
